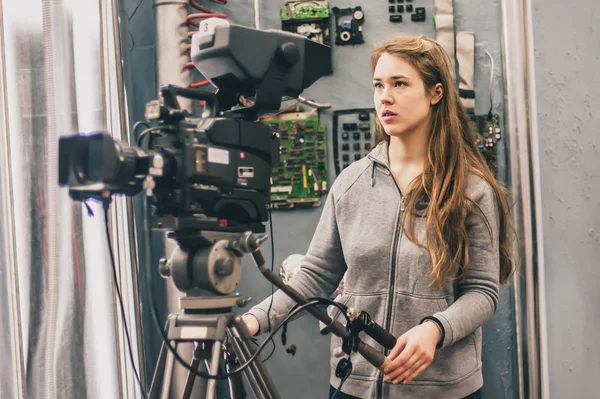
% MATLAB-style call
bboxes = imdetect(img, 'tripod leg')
[150,321,172,399]
[161,341,178,399]
[225,345,246,399]
[204,315,227,399]
[229,316,281,399]
[205,339,223,399]
[181,342,203,399]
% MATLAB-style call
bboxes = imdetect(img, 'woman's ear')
[430,83,443,105]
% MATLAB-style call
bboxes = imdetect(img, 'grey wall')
[122,0,519,397]
[530,1,600,397]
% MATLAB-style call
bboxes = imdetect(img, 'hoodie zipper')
[376,168,404,398]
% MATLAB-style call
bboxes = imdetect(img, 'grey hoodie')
[248,141,500,398]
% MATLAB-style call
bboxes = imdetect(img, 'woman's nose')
[379,88,393,104]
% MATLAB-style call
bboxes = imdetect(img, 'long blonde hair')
[371,34,516,287]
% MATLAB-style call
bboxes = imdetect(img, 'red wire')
[187,0,227,101]
[186,12,226,27]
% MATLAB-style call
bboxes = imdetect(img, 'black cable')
[102,201,148,399]
[132,121,152,137]
[262,204,276,362]
[128,0,144,22]
[136,125,176,147]
[331,371,351,399]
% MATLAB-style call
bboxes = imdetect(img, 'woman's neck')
[387,127,429,194]
[387,129,428,169]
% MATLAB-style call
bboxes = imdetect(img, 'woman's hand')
[382,321,441,384]
[241,313,260,336]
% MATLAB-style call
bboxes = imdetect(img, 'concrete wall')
[530,0,600,397]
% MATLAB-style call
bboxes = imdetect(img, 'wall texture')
[530,1,600,397]
[122,0,519,397]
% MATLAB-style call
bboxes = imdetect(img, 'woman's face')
[373,52,437,139]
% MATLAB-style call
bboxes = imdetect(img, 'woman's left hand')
[382,321,441,384]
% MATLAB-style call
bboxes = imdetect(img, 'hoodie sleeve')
[431,176,501,348]
[245,182,347,335]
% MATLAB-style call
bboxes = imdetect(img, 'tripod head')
[159,230,267,298]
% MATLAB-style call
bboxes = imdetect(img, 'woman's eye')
[395,81,405,87]
[373,83,382,89]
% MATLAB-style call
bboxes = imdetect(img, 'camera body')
[146,103,280,233]
[59,90,280,233]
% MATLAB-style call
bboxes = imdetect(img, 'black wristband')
[420,316,445,349]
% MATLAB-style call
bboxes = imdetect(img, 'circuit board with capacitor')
[261,110,328,208]
[470,113,502,175]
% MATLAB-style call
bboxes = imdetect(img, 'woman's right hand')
[241,313,260,336]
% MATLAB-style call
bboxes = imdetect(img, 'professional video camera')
[59,18,330,236]
[58,19,393,399]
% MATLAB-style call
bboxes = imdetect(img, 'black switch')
[390,14,402,22]
[358,112,370,121]
[353,132,361,140]
[406,4,413,12]
[342,154,349,162]
[342,132,349,140]
[342,143,349,151]
[411,7,426,22]
[353,143,361,151]
[397,5,404,12]
[389,5,395,12]
[364,132,372,140]
[364,143,371,150]
[354,154,361,161]
[389,0,395,2]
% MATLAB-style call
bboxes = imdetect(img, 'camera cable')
[102,200,148,399]
[262,204,276,362]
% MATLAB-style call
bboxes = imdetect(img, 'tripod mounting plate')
[180,294,247,311]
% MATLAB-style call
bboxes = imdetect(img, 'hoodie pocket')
[390,293,478,384]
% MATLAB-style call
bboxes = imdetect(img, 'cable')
[485,49,495,119]
[187,1,227,90]
[102,201,148,399]
[262,204,276,362]
[297,95,331,109]
[331,372,351,399]
[128,0,144,22]
[136,125,176,147]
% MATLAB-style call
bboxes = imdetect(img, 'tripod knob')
[214,257,235,276]
[158,258,171,277]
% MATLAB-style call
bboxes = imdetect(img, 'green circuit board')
[281,1,329,21]
[470,113,502,175]
[262,111,328,208]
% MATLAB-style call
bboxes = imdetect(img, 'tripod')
[148,294,280,399]
[146,230,393,399]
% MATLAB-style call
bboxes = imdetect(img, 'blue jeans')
[328,385,483,399]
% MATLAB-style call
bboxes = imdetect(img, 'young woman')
[242,34,516,399]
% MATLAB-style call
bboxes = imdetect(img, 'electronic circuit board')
[470,113,502,175]
[281,1,330,45]
[261,110,328,208]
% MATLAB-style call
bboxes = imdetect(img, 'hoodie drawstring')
[371,162,376,187]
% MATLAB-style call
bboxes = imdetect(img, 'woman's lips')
[381,115,397,123]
